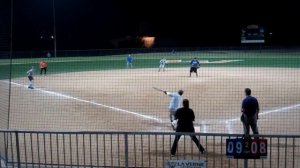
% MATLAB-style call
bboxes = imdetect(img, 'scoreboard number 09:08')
[226,138,267,159]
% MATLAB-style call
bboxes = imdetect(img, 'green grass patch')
[1,51,299,79]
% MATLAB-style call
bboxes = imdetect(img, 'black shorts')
[190,67,198,73]
[28,76,34,81]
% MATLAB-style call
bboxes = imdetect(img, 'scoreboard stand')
[226,136,268,168]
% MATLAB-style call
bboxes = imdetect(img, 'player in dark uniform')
[190,58,200,77]
[241,88,260,135]
[171,99,205,156]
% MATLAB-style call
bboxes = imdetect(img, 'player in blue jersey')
[190,58,200,77]
[126,54,133,68]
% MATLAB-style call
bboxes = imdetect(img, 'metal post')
[15,132,21,168]
[52,0,57,57]
[7,0,14,130]
[4,133,8,167]
[244,159,248,168]
[124,133,129,168]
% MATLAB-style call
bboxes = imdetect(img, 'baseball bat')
[152,87,166,93]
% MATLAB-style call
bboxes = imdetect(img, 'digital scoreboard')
[241,25,265,44]
[226,137,267,159]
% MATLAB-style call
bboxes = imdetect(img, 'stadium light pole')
[52,0,57,57]
[8,0,14,130]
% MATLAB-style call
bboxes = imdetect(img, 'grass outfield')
[0,51,300,79]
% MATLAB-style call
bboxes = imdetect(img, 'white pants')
[169,109,176,121]
[159,64,165,71]
[127,62,132,68]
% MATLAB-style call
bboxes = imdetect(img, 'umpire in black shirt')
[171,99,205,156]
[241,88,260,135]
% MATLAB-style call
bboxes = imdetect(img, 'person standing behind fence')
[27,66,35,89]
[241,88,260,135]
[126,54,133,68]
[39,60,48,75]
[171,99,205,156]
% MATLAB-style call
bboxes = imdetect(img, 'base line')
[224,104,300,133]
[2,81,163,123]
[225,104,300,123]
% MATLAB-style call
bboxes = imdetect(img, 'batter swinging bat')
[152,87,166,93]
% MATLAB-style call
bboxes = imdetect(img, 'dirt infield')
[2,67,300,134]
[1,67,300,167]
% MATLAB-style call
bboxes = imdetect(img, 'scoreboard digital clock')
[226,137,267,159]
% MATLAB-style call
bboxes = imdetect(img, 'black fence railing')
[0,130,299,168]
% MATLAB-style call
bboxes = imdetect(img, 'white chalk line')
[0,59,243,66]
[225,104,300,123]
[1,81,163,123]
[222,104,300,133]
[182,60,243,64]
[192,103,300,133]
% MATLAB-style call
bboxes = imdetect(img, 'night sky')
[1,0,300,51]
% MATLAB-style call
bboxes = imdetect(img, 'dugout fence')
[0,130,299,168]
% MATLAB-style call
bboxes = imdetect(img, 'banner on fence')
[166,160,207,168]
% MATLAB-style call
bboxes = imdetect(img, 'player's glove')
[163,91,167,94]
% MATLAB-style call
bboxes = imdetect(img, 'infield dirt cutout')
[2,67,300,134]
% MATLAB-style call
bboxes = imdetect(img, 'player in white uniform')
[159,58,167,72]
[27,66,35,89]
[164,90,184,130]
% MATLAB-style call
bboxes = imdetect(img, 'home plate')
[195,126,201,133]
